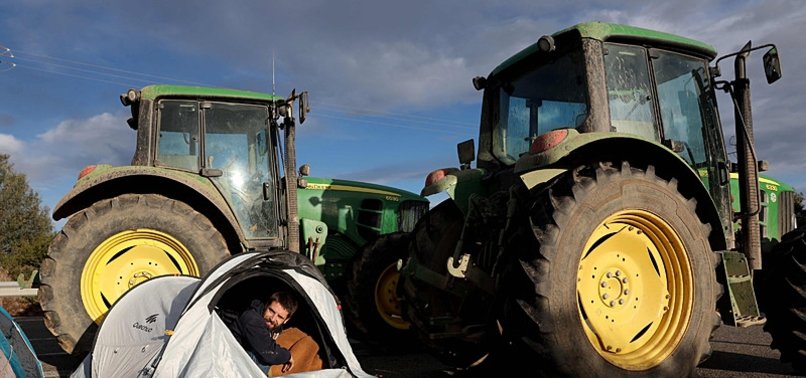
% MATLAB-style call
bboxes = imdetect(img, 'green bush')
[0,154,53,278]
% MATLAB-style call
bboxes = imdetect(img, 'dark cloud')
[9,1,800,115]
[3,2,551,111]
[3,0,806,197]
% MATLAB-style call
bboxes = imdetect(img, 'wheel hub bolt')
[598,269,633,305]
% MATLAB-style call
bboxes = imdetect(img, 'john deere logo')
[146,314,158,324]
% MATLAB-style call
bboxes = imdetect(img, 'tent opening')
[212,272,345,373]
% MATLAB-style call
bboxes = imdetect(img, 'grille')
[399,200,429,233]
[357,199,383,240]
[778,191,796,237]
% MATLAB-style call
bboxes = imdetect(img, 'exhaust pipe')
[733,42,761,270]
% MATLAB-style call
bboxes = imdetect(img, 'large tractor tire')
[761,227,806,372]
[39,194,229,354]
[346,232,413,344]
[501,161,720,376]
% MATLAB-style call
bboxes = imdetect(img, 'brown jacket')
[268,327,323,376]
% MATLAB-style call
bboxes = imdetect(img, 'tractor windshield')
[652,49,715,167]
[155,99,279,239]
[604,44,659,140]
[491,48,589,164]
[205,102,278,239]
[604,43,720,169]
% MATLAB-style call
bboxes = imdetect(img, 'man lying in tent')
[71,251,372,378]
[225,291,324,375]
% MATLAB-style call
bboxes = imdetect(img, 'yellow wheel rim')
[81,229,201,323]
[375,263,410,330]
[576,210,693,371]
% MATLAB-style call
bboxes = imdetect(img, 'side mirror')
[457,139,475,170]
[763,47,782,84]
[472,76,487,91]
[119,88,139,106]
[299,91,310,124]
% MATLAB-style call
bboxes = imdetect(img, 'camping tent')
[0,305,45,378]
[72,251,373,377]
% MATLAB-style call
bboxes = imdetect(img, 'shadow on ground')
[699,350,799,377]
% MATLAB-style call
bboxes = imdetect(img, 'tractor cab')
[155,99,280,239]
[120,85,309,244]
[476,25,729,198]
[473,22,782,255]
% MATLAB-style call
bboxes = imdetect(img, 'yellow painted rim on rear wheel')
[576,210,693,371]
[80,229,200,323]
[375,263,410,330]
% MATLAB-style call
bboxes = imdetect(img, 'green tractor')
[38,85,428,354]
[297,176,428,340]
[399,21,802,376]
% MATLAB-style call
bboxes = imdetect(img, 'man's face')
[263,300,290,330]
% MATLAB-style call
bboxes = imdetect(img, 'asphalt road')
[16,316,802,377]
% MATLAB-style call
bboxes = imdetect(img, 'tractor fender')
[421,168,486,215]
[517,131,727,251]
[52,164,246,247]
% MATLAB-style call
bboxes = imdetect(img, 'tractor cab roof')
[139,84,284,104]
[491,21,717,76]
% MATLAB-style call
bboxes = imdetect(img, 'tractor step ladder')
[720,251,765,327]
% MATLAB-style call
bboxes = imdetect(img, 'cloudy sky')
[1,1,805,227]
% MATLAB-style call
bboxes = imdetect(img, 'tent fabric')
[74,251,373,377]
[150,287,265,377]
[71,276,200,378]
[0,306,44,378]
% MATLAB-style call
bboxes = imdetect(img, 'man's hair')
[268,291,299,318]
